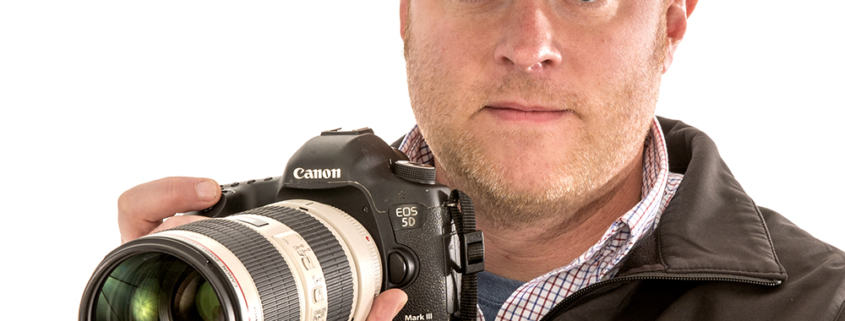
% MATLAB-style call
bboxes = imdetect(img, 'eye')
[565,0,613,15]
[572,0,604,6]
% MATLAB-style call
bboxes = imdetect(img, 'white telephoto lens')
[84,199,382,321]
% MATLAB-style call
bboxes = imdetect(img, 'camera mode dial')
[393,161,436,185]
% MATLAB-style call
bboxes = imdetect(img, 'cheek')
[430,27,492,89]
[407,27,490,123]
[412,5,499,90]
[562,8,664,90]
[567,35,654,91]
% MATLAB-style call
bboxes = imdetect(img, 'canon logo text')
[293,167,342,179]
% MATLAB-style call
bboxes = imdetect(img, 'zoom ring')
[171,219,300,320]
[247,206,355,321]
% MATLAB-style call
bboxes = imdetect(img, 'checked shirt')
[398,117,684,320]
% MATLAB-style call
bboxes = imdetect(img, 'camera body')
[200,128,471,319]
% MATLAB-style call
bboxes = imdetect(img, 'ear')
[400,0,410,40]
[686,0,698,17]
[662,0,698,73]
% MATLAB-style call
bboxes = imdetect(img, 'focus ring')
[247,206,354,321]
[171,219,300,320]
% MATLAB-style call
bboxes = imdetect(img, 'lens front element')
[94,252,222,321]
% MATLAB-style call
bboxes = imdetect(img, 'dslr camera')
[79,128,484,321]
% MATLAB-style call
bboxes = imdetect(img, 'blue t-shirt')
[477,271,524,319]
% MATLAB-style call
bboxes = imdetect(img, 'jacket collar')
[616,117,787,283]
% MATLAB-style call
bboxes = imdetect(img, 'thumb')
[367,289,408,321]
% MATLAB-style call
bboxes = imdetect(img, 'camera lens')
[93,252,223,321]
[80,200,382,321]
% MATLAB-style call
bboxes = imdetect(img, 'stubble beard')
[404,17,667,231]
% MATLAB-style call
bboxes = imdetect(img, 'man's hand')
[367,289,408,321]
[117,177,408,320]
[118,177,221,243]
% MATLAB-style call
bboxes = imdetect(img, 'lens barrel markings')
[246,206,355,321]
[173,219,301,320]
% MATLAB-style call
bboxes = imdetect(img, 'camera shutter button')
[388,253,408,284]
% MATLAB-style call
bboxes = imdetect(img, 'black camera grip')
[186,176,284,218]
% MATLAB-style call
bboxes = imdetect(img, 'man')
[118,0,845,320]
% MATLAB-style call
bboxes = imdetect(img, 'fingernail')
[394,295,408,316]
[196,180,218,202]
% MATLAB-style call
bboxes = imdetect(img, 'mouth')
[483,103,570,123]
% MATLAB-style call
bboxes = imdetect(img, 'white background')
[1,1,843,319]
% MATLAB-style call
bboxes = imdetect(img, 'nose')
[493,3,563,73]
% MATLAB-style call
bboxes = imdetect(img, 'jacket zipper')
[537,273,782,321]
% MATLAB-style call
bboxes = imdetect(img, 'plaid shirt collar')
[399,118,684,320]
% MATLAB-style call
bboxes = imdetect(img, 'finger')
[149,215,210,235]
[118,177,220,243]
[366,289,408,321]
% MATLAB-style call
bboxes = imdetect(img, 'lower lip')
[485,107,569,123]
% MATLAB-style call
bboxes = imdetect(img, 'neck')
[437,153,644,282]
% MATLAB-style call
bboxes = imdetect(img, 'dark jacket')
[540,117,845,320]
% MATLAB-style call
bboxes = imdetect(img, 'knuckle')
[117,191,130,215]
[117,186,143,217]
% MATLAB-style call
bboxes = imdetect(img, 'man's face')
[404,0,670,228]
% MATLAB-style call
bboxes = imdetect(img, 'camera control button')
[388,253,408,284]
[313,285,324,303]
[301,256,316,270]
[230,216,269,227]
[393,160,436,185]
